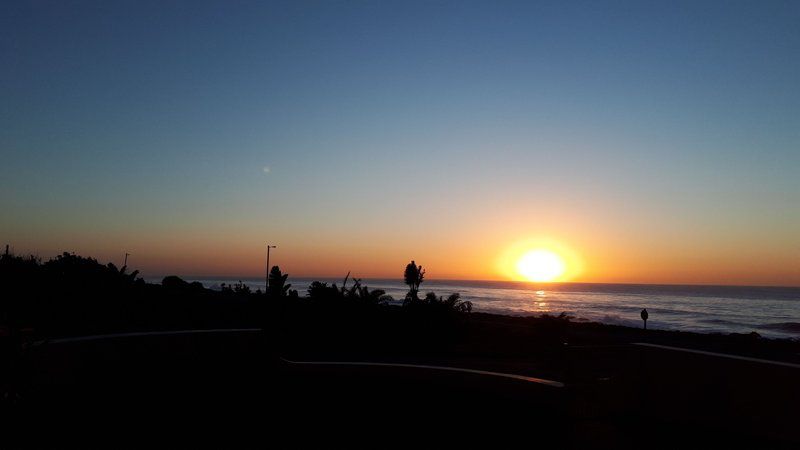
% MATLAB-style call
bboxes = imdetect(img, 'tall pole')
[265,245,276,291]
[124,252,130,267]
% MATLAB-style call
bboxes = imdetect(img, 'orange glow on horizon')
[497,238,584,283]
[6,225,799,287]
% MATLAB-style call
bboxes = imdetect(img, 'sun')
[497,238,583,282]
[516,249,566,282]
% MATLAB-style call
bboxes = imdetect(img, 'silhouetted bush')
[403,291,473,315]
[0,251,268,337]
[0,251,470,344]
[162,275,190,289]
[305,274,393,308]
[307,280,340,299]
[221,280,253,295]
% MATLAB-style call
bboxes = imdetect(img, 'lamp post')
[265,245,277,291]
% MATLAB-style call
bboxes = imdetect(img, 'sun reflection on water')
[534,290,548,310]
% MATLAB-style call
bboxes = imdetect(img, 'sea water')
[152,277,800,340]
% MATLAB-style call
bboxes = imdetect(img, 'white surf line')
[34,328,262,346]
[633,343,800,370]
[282,358,565,388]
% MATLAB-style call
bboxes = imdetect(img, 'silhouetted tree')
[403,260,425,302]
[0,250,268,337]
[268,266,296,297]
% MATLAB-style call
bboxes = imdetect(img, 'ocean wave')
[757,322,800,333]
[699,318,736,325]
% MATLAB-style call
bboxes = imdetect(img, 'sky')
[2,1,799,285]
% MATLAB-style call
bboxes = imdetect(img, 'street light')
[265,245,277,290]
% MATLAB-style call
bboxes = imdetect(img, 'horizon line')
[144,274,800,290]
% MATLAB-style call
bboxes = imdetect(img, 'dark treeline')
[0,251,474,341]
[5,249,795,368]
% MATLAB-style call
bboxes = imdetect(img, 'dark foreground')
[7,323,800,449]
[4,254,798,447]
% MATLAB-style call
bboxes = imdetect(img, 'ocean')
[152,277,800,340]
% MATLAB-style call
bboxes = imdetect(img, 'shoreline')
[154,277,800,339]
[155,275,800,290]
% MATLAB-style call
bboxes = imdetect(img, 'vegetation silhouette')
[222,280,254,295]
[403,260,425,303]
[0,251,473,347]
[4,249,800,448]
[0,251,264,339]
[268,266,297,298]
[304,272,392,306]
[405,292,473,314]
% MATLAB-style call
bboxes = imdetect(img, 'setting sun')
[516,249,566,282]
[497,238,583,283]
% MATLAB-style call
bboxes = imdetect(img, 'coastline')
[166,277,800,339]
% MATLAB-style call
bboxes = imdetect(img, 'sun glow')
[497,238,583,283]
[516,249,566,282]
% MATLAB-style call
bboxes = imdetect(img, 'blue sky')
[2,1,799,284]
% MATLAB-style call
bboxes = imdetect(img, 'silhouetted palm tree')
[421,292,473,313]
[306,276,393,307]
[349,278,393,306]
[441,292,472,313]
